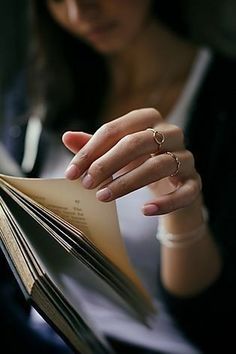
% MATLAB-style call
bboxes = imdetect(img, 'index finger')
[65,108,162,180]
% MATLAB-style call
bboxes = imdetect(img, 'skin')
[47,0,222,296]
[47,0,153,54]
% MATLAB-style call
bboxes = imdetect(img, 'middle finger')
[95,150,196,202]
[81,125,184,189]
[65,108,162,179]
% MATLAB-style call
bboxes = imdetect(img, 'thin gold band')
[146,128,165,155]
[165,151,181,177]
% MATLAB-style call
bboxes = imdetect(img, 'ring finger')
[95,150,195,202]
[81,125,184,189]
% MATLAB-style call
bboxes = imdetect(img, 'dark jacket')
[1,52,236,354]
[160,53,236,353]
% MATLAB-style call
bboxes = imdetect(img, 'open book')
[0,173,156,354]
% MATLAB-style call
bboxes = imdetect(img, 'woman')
[1,0,236,353]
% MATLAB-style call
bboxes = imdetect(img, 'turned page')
[0,174,151,301]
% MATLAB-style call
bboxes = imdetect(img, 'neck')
[106,20,198,95]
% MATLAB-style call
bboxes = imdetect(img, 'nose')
[66,0,80,23]
[66,0,98,23]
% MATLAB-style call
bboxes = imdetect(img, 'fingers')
[62,108,201,215]
[94,150,197,201]
[79,130,158,189]
[142,176,202,216]
[62,131,92,154]
[70,127,184,190]
[95,149,201,216]
[65,122,184,187]
[65,108,163,179]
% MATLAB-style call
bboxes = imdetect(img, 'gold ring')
[165,151,181,177]
[146,128,165,155]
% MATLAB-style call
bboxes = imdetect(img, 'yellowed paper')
[0,201,35,293]
[0,174,152,304]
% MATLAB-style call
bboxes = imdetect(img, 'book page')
[0,200,35,294]
[0,174,152,304]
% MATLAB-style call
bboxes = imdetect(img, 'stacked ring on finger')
[146,127,181,177]
[146,127,165,156]
[165,151,181,177]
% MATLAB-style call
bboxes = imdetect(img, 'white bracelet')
[156,208,209,249]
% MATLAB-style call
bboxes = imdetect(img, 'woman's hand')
[61,108,220,298]
[62,108,202,216]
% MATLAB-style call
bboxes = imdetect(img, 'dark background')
[0,0,29,126]
[0,0,236,126]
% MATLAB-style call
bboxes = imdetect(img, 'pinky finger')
[142,178,201,216]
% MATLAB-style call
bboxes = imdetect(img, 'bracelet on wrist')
[156,207,209,249]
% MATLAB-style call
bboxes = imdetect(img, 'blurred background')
[0,0,29,109]
[183,0,236,58]
[0,0,236,128]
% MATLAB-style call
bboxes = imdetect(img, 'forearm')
[159,195,222,297]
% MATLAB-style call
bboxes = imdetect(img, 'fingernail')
[96,188,112,202]
[82,173,93,188]
[65,164,80,180]
[142,204,159,216]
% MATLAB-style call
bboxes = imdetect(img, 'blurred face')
[46,0,153,54]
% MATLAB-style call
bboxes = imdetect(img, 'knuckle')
[114,177,129,196]
[90,159,105,178]
[186,149,194,160]
[190,182,199,196]
[121,134,140,150]
[186,150,200,176]
[186,150,195,168]
[134,107,163,127]
[78,150,90,162]
[166,197,178,212]
[148,107,163,124]
[99,122,118,140]
[147,107,161,117]
[173,125,184,144]
[167,124,185,146]
[188,180,201,199]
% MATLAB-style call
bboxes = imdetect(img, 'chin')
[89,40,128,55]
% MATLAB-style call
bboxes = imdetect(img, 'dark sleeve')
[158,265,236,353]
[158,55,236,354]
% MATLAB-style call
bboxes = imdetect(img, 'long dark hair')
[28,0,188,133]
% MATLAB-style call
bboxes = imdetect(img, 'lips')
[85,22,117,40]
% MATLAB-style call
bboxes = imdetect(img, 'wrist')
[160,194,206,234]
[157,215,208,248]
[157,194,209,248]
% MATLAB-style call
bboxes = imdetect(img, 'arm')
[158,196,222,296]
[62,107,222,297]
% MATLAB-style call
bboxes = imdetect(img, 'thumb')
[62,131,92,154]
